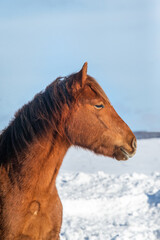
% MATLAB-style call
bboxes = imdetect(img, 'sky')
[0,0,160,131]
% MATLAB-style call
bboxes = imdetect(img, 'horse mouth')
[120,147,131,160]
[114,147,135,161]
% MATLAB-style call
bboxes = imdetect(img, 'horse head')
[65,62,137,161]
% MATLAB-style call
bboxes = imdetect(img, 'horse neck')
[17,133,70,194]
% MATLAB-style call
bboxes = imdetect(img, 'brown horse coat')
[0,63,136,239]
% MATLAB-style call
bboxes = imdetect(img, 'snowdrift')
[57,139,160,240]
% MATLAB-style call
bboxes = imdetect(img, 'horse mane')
[0,73,104,170]
[0,76,75,169]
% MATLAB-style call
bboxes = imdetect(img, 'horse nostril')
[132,137,137,150]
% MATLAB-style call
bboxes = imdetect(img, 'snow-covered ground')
[57,139,160,240]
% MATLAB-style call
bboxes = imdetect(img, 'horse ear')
[81,62,88,87]
[77,62,88,88]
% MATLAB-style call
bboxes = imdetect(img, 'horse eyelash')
[94,104,104,109]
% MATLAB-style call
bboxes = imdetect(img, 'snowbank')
[57,172,160,240]
[57,139,160,239]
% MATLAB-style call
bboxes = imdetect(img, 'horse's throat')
[29,136,70,193]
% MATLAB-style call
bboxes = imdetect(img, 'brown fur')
[0,63,136,239]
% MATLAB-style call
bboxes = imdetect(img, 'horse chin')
[92,145,129,161]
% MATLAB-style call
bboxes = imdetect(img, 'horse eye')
[94,104,104,109]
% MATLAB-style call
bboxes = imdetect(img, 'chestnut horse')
[0,63,136,239]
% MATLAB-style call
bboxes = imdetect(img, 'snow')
[57,139,160,240]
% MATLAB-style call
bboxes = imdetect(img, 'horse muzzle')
[114,137,137,161]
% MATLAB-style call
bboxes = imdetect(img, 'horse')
[0,62,137,239]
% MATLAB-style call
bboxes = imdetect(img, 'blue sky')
[0,0,160,131]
